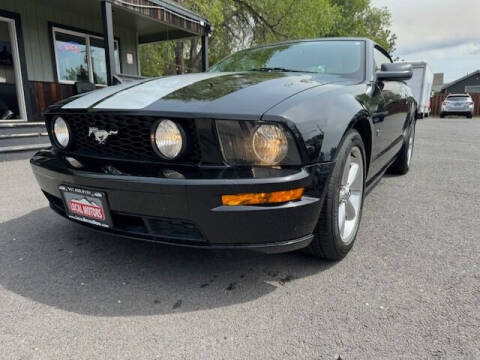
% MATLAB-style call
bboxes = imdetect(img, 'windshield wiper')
[249,67,315,74]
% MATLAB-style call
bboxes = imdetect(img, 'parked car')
[31,38,416,260]
[403,61,433,118]
[440,93,474,118]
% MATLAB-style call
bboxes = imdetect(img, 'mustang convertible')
[31,38,416,260]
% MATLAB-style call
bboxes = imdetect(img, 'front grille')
[145,217,204,241]
[111,212,204,243]
[58,114,201,163]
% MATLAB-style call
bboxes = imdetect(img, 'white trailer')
[403,61,434,118]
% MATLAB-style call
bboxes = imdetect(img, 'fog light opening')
[221,188,304,206]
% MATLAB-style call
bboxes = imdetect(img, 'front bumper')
[31,150,333,253]
[441,109,473,116]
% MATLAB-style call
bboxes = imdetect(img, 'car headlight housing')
[216,120,301,166]
[52,116,71,148]
[151,119,185,160]
[252,124,289,164]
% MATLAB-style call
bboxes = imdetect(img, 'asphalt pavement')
[1,117,479,359]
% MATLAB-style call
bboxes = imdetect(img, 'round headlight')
[53,117,70,148]
[152,119,185,160]
[252,124,288,165]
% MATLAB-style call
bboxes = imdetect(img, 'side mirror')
[376,63,413,82]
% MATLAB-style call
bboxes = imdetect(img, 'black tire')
[305,130,366,260]
[389,120,415,175]
[467,114,473,119]
[440,113,445,118]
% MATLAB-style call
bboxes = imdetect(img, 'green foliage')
[139,42,175,77]
[139,0,396,77]
[329,0,396,51]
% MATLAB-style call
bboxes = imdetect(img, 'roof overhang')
[109,0,209,43]
[441,70,480,91]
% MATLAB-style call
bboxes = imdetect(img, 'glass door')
[0,16,27,120]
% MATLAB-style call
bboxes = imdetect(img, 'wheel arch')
[350,115,373,175]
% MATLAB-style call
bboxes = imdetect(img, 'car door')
[381,80,408,145]
[373,47,408,159]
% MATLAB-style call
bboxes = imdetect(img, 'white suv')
[440,94,474,118]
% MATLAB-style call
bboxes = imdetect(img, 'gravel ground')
[1,117,479,359]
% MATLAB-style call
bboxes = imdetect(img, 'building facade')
[441,70,480,94]
[0,0,209,122]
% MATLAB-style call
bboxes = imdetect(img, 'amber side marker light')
[222,188,304,206]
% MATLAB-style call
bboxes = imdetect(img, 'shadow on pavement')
[0,207,334,317]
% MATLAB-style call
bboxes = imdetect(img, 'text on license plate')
[68,199,105,220]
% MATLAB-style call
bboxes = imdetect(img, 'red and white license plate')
[59,185,112,228]
[69,199,105,220]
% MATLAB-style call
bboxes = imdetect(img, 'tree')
[329,0,396,51]
[139,0,396,77]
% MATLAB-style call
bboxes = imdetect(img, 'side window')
[374,48,392,71]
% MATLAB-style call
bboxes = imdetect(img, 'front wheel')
[305,130,366,260]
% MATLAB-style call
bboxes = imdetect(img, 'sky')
[371,0,480,83]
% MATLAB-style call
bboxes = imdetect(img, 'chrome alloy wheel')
[407,125,415,167]
[338,146,364,245]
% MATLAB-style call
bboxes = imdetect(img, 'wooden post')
[201,34,209,72]
[101,1,116,85]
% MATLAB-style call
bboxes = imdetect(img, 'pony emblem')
[88,127,118,144]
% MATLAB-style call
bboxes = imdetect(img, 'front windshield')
[209,40,365,80]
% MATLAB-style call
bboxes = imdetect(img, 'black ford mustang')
[31,38,416,260]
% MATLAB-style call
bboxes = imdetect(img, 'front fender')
[262,83,373,163]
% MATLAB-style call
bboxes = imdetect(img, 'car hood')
[58,72,349,120]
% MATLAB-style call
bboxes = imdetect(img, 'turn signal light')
[222,188,304,206]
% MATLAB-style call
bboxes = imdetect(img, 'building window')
[52,27,120,86]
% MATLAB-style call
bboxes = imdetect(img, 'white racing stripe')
[93,72,228,110]
[62,81,144,109]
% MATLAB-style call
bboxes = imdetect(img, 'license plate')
[59,185,112,228]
